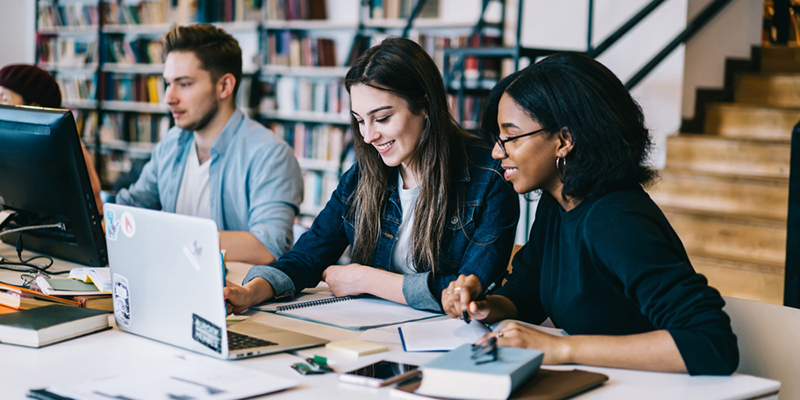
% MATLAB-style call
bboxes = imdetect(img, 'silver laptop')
[104,204,329,360]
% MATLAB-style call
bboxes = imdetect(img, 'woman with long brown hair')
[225,38,519,312]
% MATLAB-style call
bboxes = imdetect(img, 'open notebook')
[252,286,440,331]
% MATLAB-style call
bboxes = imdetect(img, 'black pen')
[462,270,508,324]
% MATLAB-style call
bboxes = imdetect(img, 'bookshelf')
[35,0,506,224]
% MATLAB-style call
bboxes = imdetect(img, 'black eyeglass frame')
[493,128,547,158]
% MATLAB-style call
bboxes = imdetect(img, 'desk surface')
[0,245,781,400]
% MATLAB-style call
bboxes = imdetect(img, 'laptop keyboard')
[227,331,278,351]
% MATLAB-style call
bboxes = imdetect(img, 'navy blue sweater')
[495,186,739,375]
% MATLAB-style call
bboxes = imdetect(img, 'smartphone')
[338,361,420,387]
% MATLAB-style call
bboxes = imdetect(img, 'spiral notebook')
[252,286,440,331]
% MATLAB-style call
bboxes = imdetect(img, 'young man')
[0,64,104,215]
[115,25,303,265]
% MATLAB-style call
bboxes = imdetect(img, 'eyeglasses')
[494,128,546,158]
[471,337,499,365]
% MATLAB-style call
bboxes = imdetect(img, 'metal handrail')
[624,0,733,89]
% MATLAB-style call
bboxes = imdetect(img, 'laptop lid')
[105,204,232,359]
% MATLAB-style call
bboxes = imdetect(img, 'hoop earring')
[556,157,567,170]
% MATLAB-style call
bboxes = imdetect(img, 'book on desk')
[0,304,109,348]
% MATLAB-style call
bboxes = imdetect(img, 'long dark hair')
[345,37,472,272]
[482,52,657,201]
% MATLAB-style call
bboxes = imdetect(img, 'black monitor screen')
[0,105,107,267]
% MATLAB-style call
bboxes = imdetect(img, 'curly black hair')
[481,52,657,201]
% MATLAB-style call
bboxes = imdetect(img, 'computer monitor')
[0,105,107,267]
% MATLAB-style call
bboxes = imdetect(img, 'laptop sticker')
[192,314,223,354]
[113,274,131,327]
[183,240,203,271]
[121,211,136,238]
[105,209,119,241]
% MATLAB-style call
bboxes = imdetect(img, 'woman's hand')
[441,274,491,321]
[223,278,274,314]
[322,263,370,297]
[477,322,570,365]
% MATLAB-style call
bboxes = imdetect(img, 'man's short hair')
[163,24,243,96]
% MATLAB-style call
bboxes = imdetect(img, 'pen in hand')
[460,272,505,325]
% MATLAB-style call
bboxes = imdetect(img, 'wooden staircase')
[649,47,800,305]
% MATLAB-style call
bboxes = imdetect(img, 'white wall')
[0,0,36,66]
[682,0,762,119]
[510,0,688,169]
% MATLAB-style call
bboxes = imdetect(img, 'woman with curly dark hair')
[442,53,739,375]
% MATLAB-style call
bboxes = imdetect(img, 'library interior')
[0,0,799,399]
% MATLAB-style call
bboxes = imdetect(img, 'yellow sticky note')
[326,339,388,357]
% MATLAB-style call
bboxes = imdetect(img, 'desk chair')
[723,296,798,398]
[505,244,523,283]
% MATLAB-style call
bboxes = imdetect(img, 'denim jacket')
[115,108,303,258]
[244,141,520,312]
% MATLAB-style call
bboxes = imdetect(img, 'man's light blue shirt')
[115,108,303,258]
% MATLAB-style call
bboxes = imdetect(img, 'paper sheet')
[357,325,403,344]
[400,318,491,352]
[44,357,297,400]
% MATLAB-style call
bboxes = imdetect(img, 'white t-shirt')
[390,171,421,274]
[175,142,212,219]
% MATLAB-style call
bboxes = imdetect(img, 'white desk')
[0,245,781,400]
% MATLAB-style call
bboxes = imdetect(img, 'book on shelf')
[193,0,261,23]
[56,73,97,103]
[393,369,609,400]
[72,110,99,145]
[415,344,544,400]
[99,112,171,145]
[38,37,98,66]
[264,31,338,68]
[0,304,110,348]
[270,121,347,161]
[271,76,349,116]
[105,37,164,65]
[102,0,169,26]
[265,0,328,20]
[367,0,439,20]
[101,73,165,104]
[300,170,339,212]
[0,282,81,311]
[38,3,99,28]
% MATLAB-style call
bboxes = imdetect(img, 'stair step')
[648,170,789,221]
[690,253,784,305]
[761,46,800,73]
[665,135,790,178]
[663,207,786,266]
[734,74,800,107]
[704,103,800,139]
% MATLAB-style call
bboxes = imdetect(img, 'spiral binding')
[276,293,370,312]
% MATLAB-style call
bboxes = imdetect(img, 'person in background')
[224,38,519,313]
[0,64,103,215]
[443,53,739,375]
[115,24,303,265]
